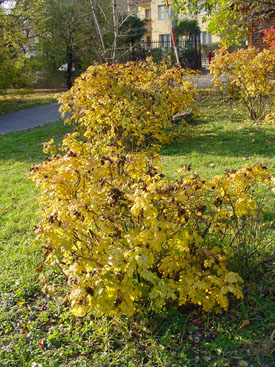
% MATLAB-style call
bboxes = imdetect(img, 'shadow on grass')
[123,274,274,367]
[0,121,72,163]
[161,124,275,159]
[2,293,273,367]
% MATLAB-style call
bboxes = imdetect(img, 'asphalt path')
[0,74,214,135]
[0,103,61,135]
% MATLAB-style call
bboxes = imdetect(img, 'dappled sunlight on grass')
[0,88,65,115]
[161,93,275,180]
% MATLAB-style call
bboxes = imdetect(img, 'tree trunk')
[112,0,118,62]
[66,45,73,90]
[90,0,107,61]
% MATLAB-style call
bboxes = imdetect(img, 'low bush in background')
[210,47,275,123]
[59,58,197,152]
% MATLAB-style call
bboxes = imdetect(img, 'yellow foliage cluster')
[210,47,275,122]
[29,59,272,317]
[59,58,197,152]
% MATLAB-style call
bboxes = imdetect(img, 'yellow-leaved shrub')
[210,47,275,123]
[59,58,197,152]
[29,59,272,317]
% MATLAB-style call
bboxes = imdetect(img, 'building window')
[145,8,151,20]
[158,5,169,20]
[202,32,207,44]
[201,31,212,44]
[146,36,151,48]
[159,34,172,47]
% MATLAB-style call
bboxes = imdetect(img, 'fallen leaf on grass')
[178,164,191,174]
[38,339,45,350]
[35,265,44,272]
[131,330,142,338]
[240,320,250,329]
[193,318,202,325]
[239,361,248,367]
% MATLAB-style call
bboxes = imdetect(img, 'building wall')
[197,15,220,45]
[151,0,172,42]
[134,0,220,44]
[136,0,171,43]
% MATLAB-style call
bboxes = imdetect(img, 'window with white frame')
[159,34,172,47]
[158,5,169,20]
[201,31,212,44]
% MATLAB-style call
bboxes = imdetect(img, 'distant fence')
[126,36,201,69]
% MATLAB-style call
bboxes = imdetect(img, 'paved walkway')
[0,103,61,135]
[192,74,214,88]
[0,74,214,135]
[191,68,215,88]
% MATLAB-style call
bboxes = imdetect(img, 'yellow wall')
[151,0,171,42]
[137,0,171,42]
[197,15,220,44]
[135,0,220,44]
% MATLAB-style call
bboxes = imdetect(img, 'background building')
[130,0,220,46]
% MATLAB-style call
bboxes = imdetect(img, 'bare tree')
[89,0,146,62]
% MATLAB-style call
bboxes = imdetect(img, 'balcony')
[128,0,151,7]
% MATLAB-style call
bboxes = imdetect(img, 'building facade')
[129,0,220,46]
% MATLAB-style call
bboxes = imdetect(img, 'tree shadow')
[0,121,72,163]
[162,125,275,159]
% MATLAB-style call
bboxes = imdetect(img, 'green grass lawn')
[0,92,274,367]
[161,91,275,179]
[0,89,64,115]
